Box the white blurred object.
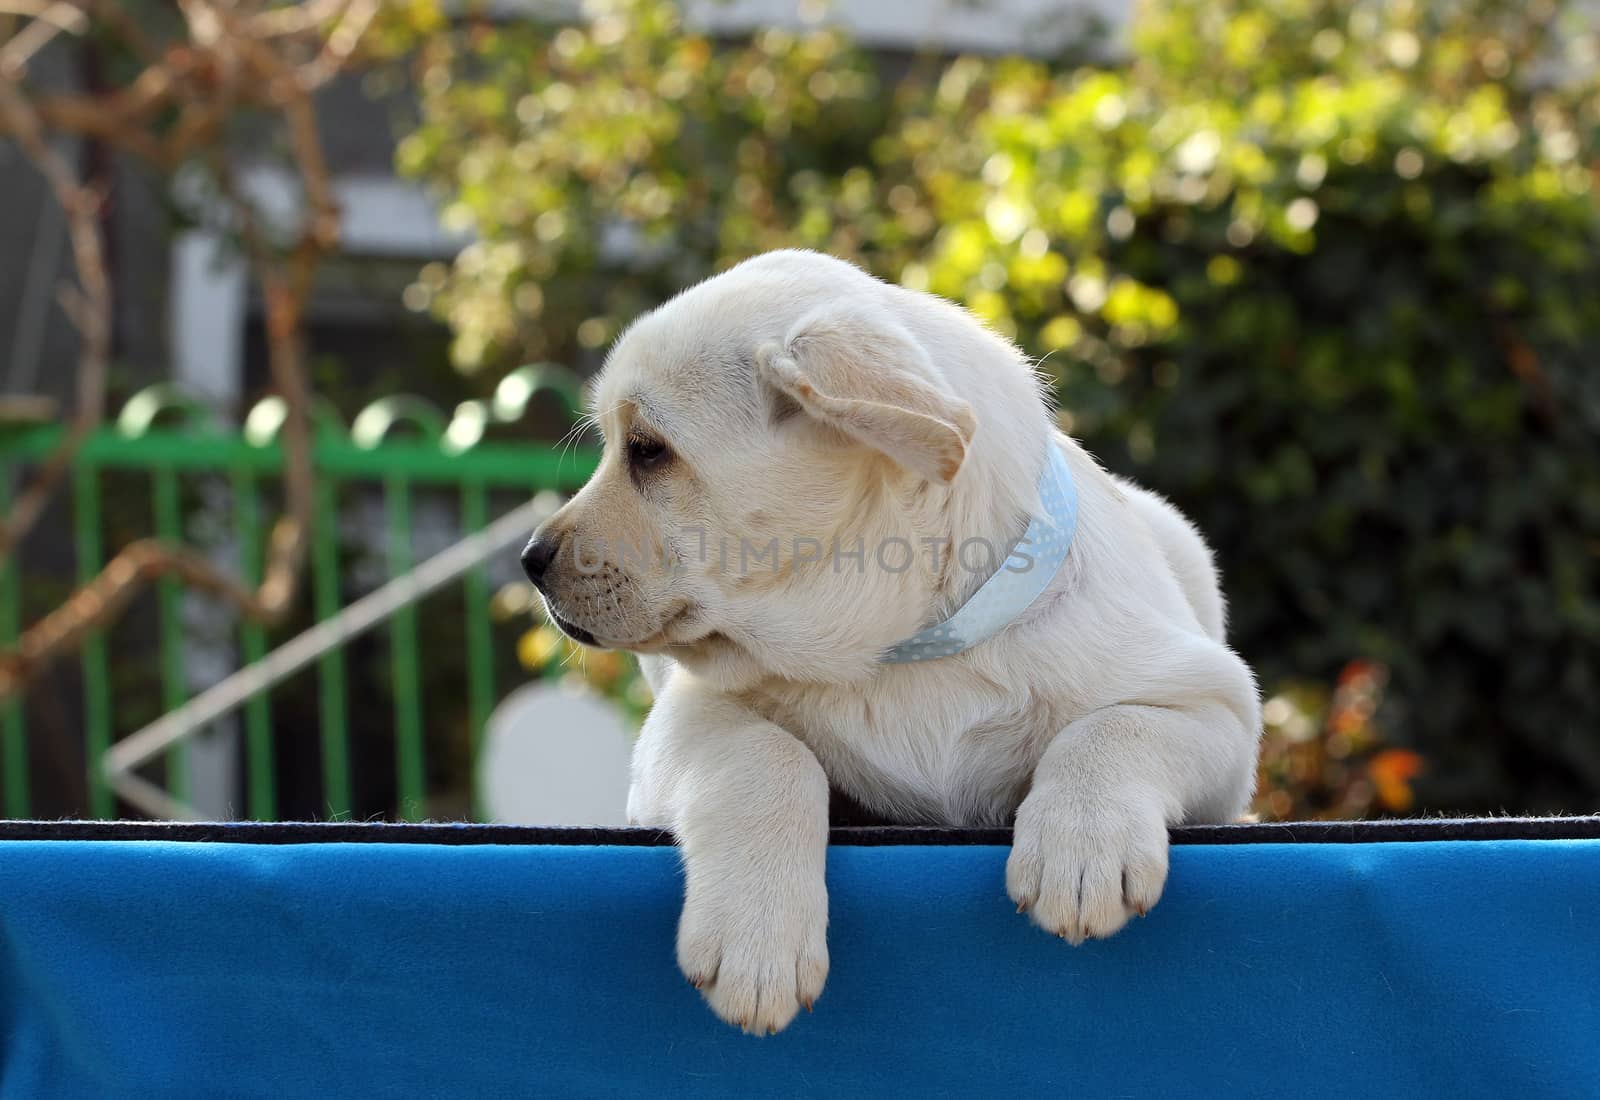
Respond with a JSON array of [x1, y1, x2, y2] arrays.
[[682, 0, 1128, 57], [478, 681, 633, 826]]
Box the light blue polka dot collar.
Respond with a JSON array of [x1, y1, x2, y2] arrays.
[[880, 444, 1078, 663]]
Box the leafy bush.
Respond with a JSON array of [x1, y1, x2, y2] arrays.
[[393, 4, 885, 370], [395, 0, 1600, 814]]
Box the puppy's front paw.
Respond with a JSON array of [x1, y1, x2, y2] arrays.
[[1006, 783, 1169, 944], [676, 866, 828, 1035]]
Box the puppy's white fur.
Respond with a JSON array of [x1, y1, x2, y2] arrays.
[[532, 251, 1260, 1035]]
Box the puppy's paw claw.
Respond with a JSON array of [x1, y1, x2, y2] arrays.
[[677, 875, 828, 1035], [1006, 785, 1169, 945]]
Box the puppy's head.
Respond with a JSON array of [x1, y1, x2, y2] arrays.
[[522, 251, 977, 687]]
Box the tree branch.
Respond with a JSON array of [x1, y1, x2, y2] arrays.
[[0, 73, 112, 567], [0, 1, 378, 704], [0, 2, 85, 78], [0, 538, 279, 699]]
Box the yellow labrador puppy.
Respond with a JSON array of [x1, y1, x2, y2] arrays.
[[522, 250, 1260, 1034]]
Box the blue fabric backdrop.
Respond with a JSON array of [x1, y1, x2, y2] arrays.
[[0, 837, 1595, 1098]]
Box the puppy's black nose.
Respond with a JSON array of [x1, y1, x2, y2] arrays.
[[520, 533, 561, 589]]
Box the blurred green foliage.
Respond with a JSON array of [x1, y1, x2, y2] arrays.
[[390, 0, 1600, 814]]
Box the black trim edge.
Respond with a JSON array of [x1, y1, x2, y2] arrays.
[[0, 816, 1597, 846]]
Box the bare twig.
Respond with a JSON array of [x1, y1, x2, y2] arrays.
[[0, 538, 268, 699], [246, 0, 352, 38], [298, 0, 379, 90], [0, 2, 84, 77], [30, 65, 179, 163], [0, 1, 86, 20], [0, 1, 375, 704], [0, 75, 111, 566]]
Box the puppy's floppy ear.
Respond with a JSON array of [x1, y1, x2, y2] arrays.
[[756, 303, 977, 484]]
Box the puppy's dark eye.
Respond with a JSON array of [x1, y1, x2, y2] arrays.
[[626, 434, 671, 471]]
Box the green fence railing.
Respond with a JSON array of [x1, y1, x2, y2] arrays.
[[0, 366, 599, 822]]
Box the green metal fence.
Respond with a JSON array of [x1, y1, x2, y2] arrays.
[[0, 367, 598, 821]]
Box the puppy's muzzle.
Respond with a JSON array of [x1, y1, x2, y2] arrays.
[[520, 532, 601, 647]]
